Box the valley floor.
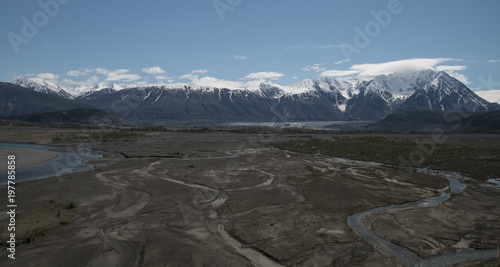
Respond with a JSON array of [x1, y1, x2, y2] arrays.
[[0, 126, 499, 266]]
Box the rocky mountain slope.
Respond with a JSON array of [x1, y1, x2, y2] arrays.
[[10, 70, 500, 122]]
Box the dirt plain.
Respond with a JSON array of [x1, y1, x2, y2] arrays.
[[0, 126, 499, 266]]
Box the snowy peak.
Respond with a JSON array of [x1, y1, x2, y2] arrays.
[[12, 69, 450, 100], [396, 71, 497, 113], [12, 77, 73, 99], [77, 87, 117, 100], [425, 71, 462, 91], [258, 83, 286, 98], [369, 69, 438, 96], [288, 77, 335, 93], [94, 83, 125, 91], [9, 69, 500, 122], [287, 76, 363, 97], [12, 77, 127, 99]]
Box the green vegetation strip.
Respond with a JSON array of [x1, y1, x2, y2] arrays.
[[272, 136, 500, 180]]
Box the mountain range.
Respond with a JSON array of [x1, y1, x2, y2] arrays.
[[5, 70, 500, 122]]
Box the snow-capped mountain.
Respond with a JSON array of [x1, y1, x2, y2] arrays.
[[397, 72, 497, 113], [370, 69, 439, 96], [13, 77, 73, 99], [11, 78, 130, 99], [286, 76, 364, 98], [9, 70, 500, 121]]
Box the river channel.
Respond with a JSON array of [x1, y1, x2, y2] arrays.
[[0, 143, 101, 185], [347, 164, 498, 266]]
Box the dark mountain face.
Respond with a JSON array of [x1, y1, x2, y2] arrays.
[[345, 81, 399, 120], [7, 70, 500, 122], [0, 83, 91, 117], [74, 83, 355, 122], [77, 87, 273, 121], [1, 108, 123, 125], [367, 110, 500, 133]]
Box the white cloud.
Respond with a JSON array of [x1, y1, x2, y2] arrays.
[[106, 69, 141, 82], [179, 72, 244, 89], [474, 90, 500, 104], [320, 70, 360, 77], [180, 73, 198, 80], [153, 75, 176, 83], [234, 55, 246, 60], [487, 59, 500, 63], [142, 66, 165, 74], [302, 63, 326, 72], [36, 73, 59, 80], [318, 44, 337, 49], [320, 58, 468, 79], [197, 76, 244, 89], [192, 69, 208, 74], [95, 68, 110, 75], [446, 71, 470, 84], [435, 65, 467, 71], [349, 58, 456, 76], [86, 75, 99, 84], [156, 75, 174, 80], [62, 78, 78, 85], [178, 70, 287, 90], [19, 73, 35, 78], [245, 72, 284, 80], [334, 59, 351, 65], [67, 70, 90, 77]]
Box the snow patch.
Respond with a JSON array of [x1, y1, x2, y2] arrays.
[[338, 104, 347, 112]]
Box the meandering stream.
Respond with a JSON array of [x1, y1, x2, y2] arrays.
[[3, 142, 497, 266], [347, 166, 498, 266], [171, 152, 498, 266]]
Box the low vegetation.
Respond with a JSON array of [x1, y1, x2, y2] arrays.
[[51, 129, 146, 143], [0, 200, 75, 247], [273, 136, 500, 180], [65, 201, 78, 210]]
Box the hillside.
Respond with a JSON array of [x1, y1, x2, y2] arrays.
[[0, 108, 123, 126], [8, 71, 500, 122], [0, 82, 91, 117], [367, 110, 500, 132]]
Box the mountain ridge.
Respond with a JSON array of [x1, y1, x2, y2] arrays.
[[0, 82, 93, 117], [9, 70, 500, 122]]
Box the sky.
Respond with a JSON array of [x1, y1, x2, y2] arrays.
[[1, 0, 500, 93]]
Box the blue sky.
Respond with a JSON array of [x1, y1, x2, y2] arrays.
[[1, 0, 500, 92]]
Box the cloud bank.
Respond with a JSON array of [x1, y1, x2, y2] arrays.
[[19, 58, 473, 91], [320, 58, 469, 83]]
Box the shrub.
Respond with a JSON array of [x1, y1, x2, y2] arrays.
[[65, 201, 78, 209]]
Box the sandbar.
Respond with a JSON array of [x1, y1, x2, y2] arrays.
[[0, 147, 59, 172]]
